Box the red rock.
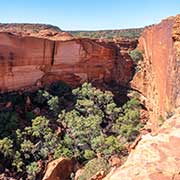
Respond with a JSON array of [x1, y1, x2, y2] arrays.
[[173, 174, 180, 180], [37, 29, 73, 40], [0, 32, 134, 91], [5, 101, 12, 108], [103, 15, 180, 180], [108, 155, 122, 167], [103, 113, 180, 180], [90, 171, 106, 180], [74, 169, 84, 180], [42, 157, 73, 180], [0, 23, 73, 40], [131, 15, 180, 131], [149, 172, 172, 180]]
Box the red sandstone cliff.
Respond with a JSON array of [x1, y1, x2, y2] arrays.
[[103, 15, 180, 180], [0, 32, 134, 92], [132, 15, 180, 130]]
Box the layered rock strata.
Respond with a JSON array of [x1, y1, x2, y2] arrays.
[[0, 32, 135, 92]]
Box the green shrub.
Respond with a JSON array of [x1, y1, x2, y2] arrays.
[[4, 116, 61, 178], [20, 140, 35, 159], [129, 49, 143, 63], [12, 151, 24, 172], [54, 144, 73, 159], [79, 158, 110, 180], [102, 136, 123, 157], [112, 97, 142, 142], [53, 135, 74, 159], [35, 90, 47, 105], [26, 162, 41, 180], [83, 150, 96, 160], [0, 137, 13, 157], [70, 28, 143, 39], [91, 135, 123, 158], [158, 115, 165, 126], [25, 111, 36, 121], [45, 81, 71, 97], [47, 96, 59, 114], [0, 111, 18, 137]]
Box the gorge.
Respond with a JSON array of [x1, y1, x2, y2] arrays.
[[0, 14, 179, 180]]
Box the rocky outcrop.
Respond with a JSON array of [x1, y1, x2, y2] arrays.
[[132, 15, 180, 131], [103, 109, 180, 180], [0, 32, 135, 92], [42, 157, 73, 180], [0, 23, 73, 40]]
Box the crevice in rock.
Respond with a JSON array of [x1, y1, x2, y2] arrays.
[[51, 41, 56, 65]]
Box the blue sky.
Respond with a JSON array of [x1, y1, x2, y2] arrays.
[[0, 0, 179, 30]]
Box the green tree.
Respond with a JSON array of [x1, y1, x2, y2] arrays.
[[58, 83, 128, 160], [112, 98, 142, 141]]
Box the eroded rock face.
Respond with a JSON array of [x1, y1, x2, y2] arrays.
[[103, 110, 180, 180], [0, 32, 134, 92], [132, 15, 180, 130], [102, 15, 180, 180], [0, 32, 53, 91]]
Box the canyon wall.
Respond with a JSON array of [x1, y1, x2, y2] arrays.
[[0, 32, 135, 92], [132, 15, 180, 130], [103, 15, 180, 180]]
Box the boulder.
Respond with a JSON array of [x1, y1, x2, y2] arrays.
[[42, 157, 73, 180]]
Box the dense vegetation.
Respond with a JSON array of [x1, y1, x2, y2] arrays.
[[0, 82, 144, 179], [70, 28, 144, 39]]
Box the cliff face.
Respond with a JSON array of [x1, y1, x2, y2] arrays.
[[103, 15, 180, 180], [132, 15, 180, 130], [0, 32, 134, 92], [0, 32, 53, 91]]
